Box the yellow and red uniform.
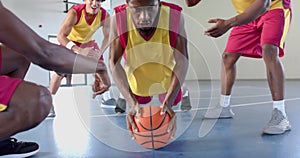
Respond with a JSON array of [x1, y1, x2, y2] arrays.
[[114, 2, 183, 105]]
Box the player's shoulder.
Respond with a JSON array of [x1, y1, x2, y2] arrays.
[[114, 4, 127, 13], [161, 1, 182, 11], [71, 4, 85, 11]]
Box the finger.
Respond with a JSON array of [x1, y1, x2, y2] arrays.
[[160, 104, 167, 115], [93, 88, 108, 96], [207, 19, 218, 23], [167, 112, 176, 132], [166, 107, 175, 118], [135, 106, 141, 117], [171, 115, 177, 139], [132, 116, 139, 132], [204, 26, 217, 34], [126, 115, 135, 140]]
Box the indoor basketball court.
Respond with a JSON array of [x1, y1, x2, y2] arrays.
[[1, 0, 299, 157], [14, 80, 300, 157]]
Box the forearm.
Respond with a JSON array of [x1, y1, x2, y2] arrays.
[[109, 62, 137, 107], [30, 41, 107, 74], [227, 0, 270, 27]]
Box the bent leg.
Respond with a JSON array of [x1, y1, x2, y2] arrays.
[[0, 81, 51, 139]]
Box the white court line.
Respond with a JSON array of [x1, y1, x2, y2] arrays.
[[193, 94, 271, 100], [187, 86, 270, 92], [89, 97, 300, 118]]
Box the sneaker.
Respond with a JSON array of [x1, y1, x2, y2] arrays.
[[263, 108, 291, 135], [0, 138, 39, 157], [204, 105, 234, 119], [181, 95, 192, 111], [48, 105, 56, 117], [115, 98, 126, 113], [101, 98, 116, 108]]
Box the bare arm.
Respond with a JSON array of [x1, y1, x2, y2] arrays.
[[57, 8, 80, 52], [205, 0, 270, 37], [109, 38, 138, 111], [185, 0, 202, 7], [99, 13, 110, 56], [161, 15, 189, 112], [0, 2, 106, 74]]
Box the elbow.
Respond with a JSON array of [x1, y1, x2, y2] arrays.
[[185, 0, 201, 7]]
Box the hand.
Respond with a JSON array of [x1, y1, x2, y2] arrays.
[[78, 47, 101, 60], [204, 18, 232, 38], [165, 106, 177, 139], [92, 72, 110, 98], [126, 103, 141, 140]]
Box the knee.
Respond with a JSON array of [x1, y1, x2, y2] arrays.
[[27, 86, 52, 126], [222, 53, 236, 69], [8, 86, 51, 131], [262, 44, 279, 62], [36, 86, 52, 119]]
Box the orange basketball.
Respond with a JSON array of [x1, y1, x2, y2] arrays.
[[132, 105, 174, 149]]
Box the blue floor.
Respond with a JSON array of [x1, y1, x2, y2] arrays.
[[15, 80, 300, 158]]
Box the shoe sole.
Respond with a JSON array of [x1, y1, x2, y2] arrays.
[[0, 148, 39, 158], [100, 104, 116, 108], [263, 126, 292, 135]]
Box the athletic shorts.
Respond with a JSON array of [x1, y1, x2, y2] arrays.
[[0, 48, 23, 112], [225, 8, 292, 58], [133, 89, 182, 106]]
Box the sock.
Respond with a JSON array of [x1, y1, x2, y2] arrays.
[[182, 90, 189, 97], [220, 95, 231, 107], [119, 93, 125, 99], [102, 91, 111, 101], [273, 100, 286, 117], [51, 94, 55, 105]]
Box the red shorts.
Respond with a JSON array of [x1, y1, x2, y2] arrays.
[[133, 89, 182, 106], [0, 49, 23, 111], [225, 8, 292, 58]]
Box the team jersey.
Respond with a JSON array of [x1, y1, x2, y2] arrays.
[[231, 0, 291, 14], [114, 2, 182, 96], [67, 4, 107, 43]]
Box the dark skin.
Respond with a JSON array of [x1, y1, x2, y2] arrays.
[[0, 1, 108, 139], [109, 0, 188, 139], [185, 1, 284, 102]]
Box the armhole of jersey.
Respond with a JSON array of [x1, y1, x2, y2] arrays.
[[115, 6, 128, 49], [71, 5, 83, 25], [100, 8, 107, 27], [167, 3, 182, 48]]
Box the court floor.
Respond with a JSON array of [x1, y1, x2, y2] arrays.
[[15, 80, 300, 158]]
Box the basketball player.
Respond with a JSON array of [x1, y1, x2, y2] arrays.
[[48, 0, 115, 117], [186, 0, 292, 134], [109, 0, 189, 139], [0, 1, 109, 157]]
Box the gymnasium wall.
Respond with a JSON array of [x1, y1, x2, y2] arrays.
[[2, 0, 299, 86]]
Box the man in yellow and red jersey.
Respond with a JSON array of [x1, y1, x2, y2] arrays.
[[109, 0, 189, 139], [0, 0, 108, 156], [49, 0, 115, 117], [186, 0, 292, 134]]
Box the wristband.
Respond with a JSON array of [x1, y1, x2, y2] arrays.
[[66, 41, 76, 50]]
